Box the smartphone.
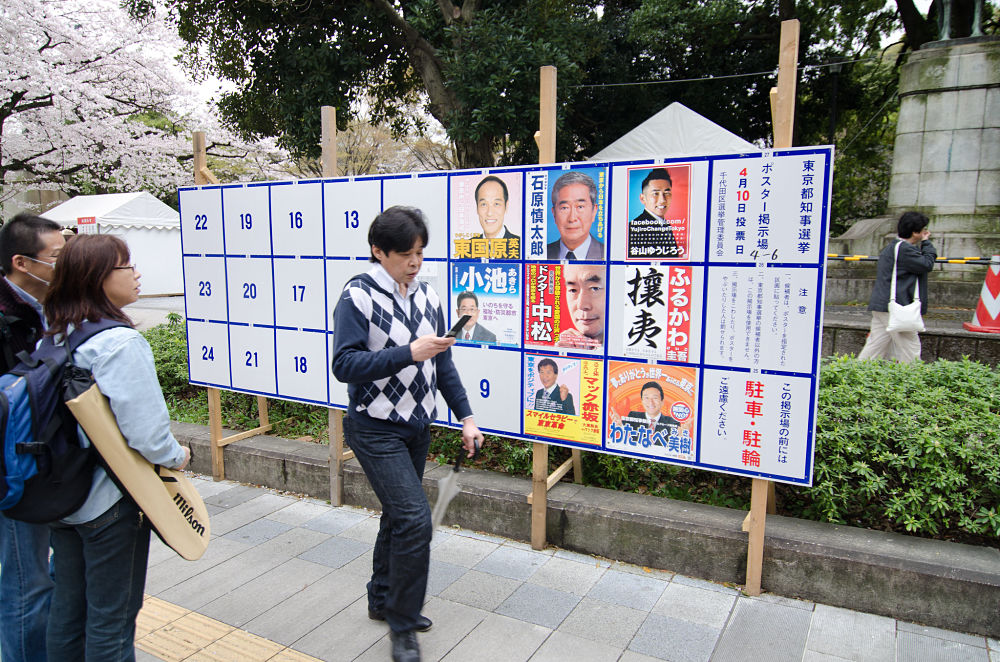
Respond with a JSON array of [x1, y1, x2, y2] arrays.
[[445, 314, 472, 338]]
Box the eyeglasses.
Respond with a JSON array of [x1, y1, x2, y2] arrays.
[[458, 306, 478, 314], [113, 264, 138, 273]]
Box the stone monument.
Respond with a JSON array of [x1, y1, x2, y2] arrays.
[[827, 15, 998, 307]]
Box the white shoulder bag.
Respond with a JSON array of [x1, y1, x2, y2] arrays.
[[885, 240, 925, 333]]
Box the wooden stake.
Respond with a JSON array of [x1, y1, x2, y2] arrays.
[[530, 66, 558, 551], [319, 105, 354, 506], [743, 17, 799, 596], [207, 387, 224, 480], [321, 106, 338, 178]]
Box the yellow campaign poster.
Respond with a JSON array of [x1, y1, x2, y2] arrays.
[[523, 353, 602, 447], [606, 361, 697, 461]]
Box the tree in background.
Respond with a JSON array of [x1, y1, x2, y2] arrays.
[[2, 0, 292, 212], [126, 0, 599, 169]]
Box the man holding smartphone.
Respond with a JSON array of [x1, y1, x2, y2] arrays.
[[332, 206, 484, 662]]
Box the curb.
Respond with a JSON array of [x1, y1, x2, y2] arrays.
[[170, 421, 1000, 637]]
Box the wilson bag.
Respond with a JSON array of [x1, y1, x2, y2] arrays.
[[0, 319, 125, 523]]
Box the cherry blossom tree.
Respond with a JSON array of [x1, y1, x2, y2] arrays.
[[1, 0, 288, 210]]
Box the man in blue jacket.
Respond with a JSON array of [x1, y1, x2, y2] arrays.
[[858, 211, 937, 362], [0, 213, 65, 662], [332, 206, 483, 662]]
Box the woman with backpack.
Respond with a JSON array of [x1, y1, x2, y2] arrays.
[[42, 234, 190, 662]]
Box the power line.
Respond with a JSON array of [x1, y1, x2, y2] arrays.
[[570, 55, 880, 90]]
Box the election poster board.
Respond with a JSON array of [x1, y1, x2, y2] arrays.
[[177, 147, 832, 486]]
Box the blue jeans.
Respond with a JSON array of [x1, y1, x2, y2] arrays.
[[47, 497, 150, 662], [0, 513, 53, 662], [344, 416, 432, 633]]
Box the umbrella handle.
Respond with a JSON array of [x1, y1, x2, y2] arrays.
[[453, 440, 480, 472]]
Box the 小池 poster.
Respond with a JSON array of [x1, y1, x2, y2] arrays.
[[523, 353, 602, 446], [606, 361, 697, 461], [450, 263, 521, 346], [626, 165, 691, 260], [450, 172, 522, 260], [524, 263, 607, 354]]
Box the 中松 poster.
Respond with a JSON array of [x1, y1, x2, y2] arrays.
[[605, 361, 697, 461], [625, 165, 691, 260], [450, 263, 521, 346], [524, 263, 607, 354], [450, 172, 522, 260], [523, 353, 603, 446]]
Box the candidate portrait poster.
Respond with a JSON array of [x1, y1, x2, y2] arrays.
[[626, 164, 691, 261], [523, 263, 606, 355], [450, 172, 522, 260], [523, 353, 602, 446], [525, 165, 608, 261], [606, 361, 697, 462], [450, 263, 521, 346]]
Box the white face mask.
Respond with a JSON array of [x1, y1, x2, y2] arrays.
[[24, 271, 49, 287], [19, 256, 56, 288]]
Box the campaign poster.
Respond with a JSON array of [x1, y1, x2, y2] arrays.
[[626, 165, 691, 261], [523, 353, 602, 446], [526, 165, 608, 261], [450, 263, 521, 346], [621, 264, 693, 362], [605, 361, 697, 461], [523, 263, 606, 354], [450, 172, 522, 260]]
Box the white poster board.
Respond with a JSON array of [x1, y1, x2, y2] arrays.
[[178, 147, 832, 485]]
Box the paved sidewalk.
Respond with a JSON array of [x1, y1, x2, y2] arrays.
[[136, 476, 998, 662]]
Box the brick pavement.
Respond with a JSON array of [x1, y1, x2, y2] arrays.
[[134, 476, 999, 662]]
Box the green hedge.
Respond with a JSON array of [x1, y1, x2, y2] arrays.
[[144, 317, 999, 544]]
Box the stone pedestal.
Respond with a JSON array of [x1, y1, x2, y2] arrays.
[[889, 38, 999, 258], [827, 38, 999, 306]]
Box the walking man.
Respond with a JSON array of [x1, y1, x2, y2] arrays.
[[332, 207, 483, 662]]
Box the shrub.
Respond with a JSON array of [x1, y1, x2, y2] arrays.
[[799, 356, 1000, 541], [145, 317, 999, 543]]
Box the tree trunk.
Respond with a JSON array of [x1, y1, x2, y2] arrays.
[[453, 136, 495, 170]]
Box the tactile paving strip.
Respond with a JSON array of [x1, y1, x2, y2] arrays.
[[136, 595, 322, 662]]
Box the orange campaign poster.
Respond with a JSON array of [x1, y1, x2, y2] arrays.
[[605, 361, 697, 461], [450, 172, 522, 260], [523, 353, 602, 446]]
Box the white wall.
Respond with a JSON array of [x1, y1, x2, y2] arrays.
[[102, 226, 182, 296]]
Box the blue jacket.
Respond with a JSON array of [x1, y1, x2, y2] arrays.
[[331, 266, 472, 433]]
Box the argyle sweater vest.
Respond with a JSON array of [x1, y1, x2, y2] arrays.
[[341, 274, 441, 425]]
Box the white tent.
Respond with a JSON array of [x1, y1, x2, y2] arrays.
[[590, 102, 756, 161], [42, 192, 182, 296]]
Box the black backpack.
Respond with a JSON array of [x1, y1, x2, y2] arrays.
[[0, 319, 125, 523]]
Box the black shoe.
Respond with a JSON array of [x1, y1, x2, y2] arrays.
[[390, 630, 421, 662], [369, 609, 432, 632]]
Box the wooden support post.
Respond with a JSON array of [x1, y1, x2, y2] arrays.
[[207, 387, 224, 480], [319, 105, 355, 506], [194, 132, 272, 481], [743, 18, 799, 595], [321, 106, 338, 179], [529, 66, 558, 551]]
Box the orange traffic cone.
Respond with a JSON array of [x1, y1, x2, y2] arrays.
[[963, 256, 1000, 334]]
